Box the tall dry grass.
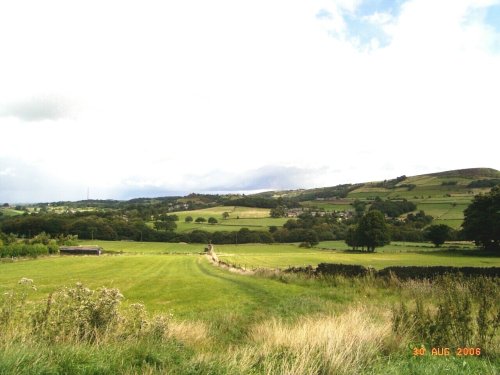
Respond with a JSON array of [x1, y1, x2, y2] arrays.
[[212, 306, 394, 375]]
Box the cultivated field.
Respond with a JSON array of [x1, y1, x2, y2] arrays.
[[169, 206, 288, 232]]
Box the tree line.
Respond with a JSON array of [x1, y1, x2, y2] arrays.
[[1, 188, 497, 251]]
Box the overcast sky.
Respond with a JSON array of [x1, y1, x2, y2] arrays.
[[1, 0, 499, 203]]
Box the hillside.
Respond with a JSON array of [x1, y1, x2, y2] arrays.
[[1, 168, 498, 231], [281, 168, 499, 229]]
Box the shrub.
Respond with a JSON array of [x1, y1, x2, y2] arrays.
[[32, 282, 124, 343], [392, 275, 500, 354], [0, 243, 50, 258]]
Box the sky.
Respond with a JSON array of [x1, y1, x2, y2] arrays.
[[1, 0, 500, 203]]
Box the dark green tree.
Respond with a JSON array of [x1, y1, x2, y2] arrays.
[[352, 199, 367, 219], [462, 187, 500, 251], [208, 217, 218, 224], [153, 221, 177, 231], [345, 225, 360, 250], [185, 216, 193, 223], [157, 214, 178, 222], [356, 210, 390, 252], [222, 212, 230, 220], [195, 217, 206, 223], [424, 224, 451, 247], [270, 205, 286, 218]]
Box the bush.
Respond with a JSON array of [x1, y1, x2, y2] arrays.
[[424, 224, 452, 247], [0, 243, 50, 258], [32, 283, 124, 343], [2, 280, 173, 346], [392, 275, 499, 355]]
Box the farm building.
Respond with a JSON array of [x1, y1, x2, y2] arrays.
[[59, 246, 102, 255]]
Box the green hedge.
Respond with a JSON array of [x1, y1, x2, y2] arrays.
[[0, 243, 58, 258]]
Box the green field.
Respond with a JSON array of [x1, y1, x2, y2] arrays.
[[216, 242, 500, 270], [79, 240, 204, 254], [4, 241, 497, 312], [347, 173, 492, 200], [1, 240, 498, 374], [0, 254, 341, 318], [0, 207, 24, 217], [164, 206, 288, 232], [76, 240, 500, 270]]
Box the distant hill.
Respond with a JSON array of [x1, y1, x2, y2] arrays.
[[263, 168, 499, 202], [427, 168, 500, 179], [2, 167, 497, 231], [2, 168, 498, 213]]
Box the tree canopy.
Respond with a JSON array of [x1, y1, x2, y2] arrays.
[[346, 210, 390, 252], [424, 224, 451, 247], [462, 186, 500, 251]]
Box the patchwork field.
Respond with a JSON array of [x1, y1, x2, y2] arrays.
[[166, 206, 288, 232]]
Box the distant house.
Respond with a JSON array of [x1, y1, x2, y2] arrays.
[[59, 246, 102, 255], [286, 208, 303, 218]]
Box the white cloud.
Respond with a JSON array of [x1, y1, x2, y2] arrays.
[[0, 0, 499, 202], [363, 12, 394, 25]]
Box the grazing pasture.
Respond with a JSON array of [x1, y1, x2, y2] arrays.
[[167, 206, 288, 232], [216, 242, 500, 270], [1, 239, 498, 374]]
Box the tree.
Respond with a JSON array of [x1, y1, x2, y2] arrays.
[[462, 186, 500, 251], [208, 217, 218, 224], [425, 224, 451, 247], [195, 217, 206, 223], [345, 225, 360, 250], [222, 212, 230, 220], [185, 216, 193, 223], [153, 221, 177, 231], [270, 205, 286, 218], [157, 214, 178, 222], [351, 199, 367, 219], [356, 210, 390, 252], [302, 229, 319, 246]]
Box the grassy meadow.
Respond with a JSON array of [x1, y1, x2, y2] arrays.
[[216, 241, 500, 270], [1, 240, 499, 374], [0, 207, 25, 217]]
